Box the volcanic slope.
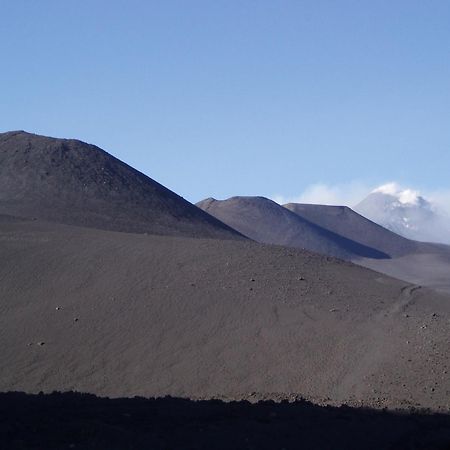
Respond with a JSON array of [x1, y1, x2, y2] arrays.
[[284, 203, 450, 293], [283, 203, 423, 257], [1, 215, 448, 411], [196, 196, 388, 260], [0, 131, 242, 239]]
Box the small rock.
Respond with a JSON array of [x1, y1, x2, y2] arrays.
[[37, 342, 45, 346], [250, 278, 255, 282], [73, 318, 79, 322], [55, 307, 61, 311]]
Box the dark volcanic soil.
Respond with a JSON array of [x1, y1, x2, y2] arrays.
[[1, 215, 449, 412], [0, 131, 242, 240], [2, 392, 450, 450]]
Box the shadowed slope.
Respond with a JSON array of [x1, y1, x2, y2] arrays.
[[283, 203, 450, 292], [1, 392, 449, 450], [0, 131, 242, 239], [197, 196, 389, 260], [283, 203, 422, 257]]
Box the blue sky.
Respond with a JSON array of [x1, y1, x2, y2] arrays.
[[1, 1, 449, 203]]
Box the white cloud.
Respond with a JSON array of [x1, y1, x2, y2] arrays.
[[373, 182, 423, 205], [428, 190, 450, 216], [272, 181, 373, 207], [273, 182, 450, 212]]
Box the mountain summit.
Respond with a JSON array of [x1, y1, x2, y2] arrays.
[[197, 196, 389, 260], [0, 131, 242, 239], [354, 183, 446, 243]]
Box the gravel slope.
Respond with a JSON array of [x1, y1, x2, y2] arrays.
[[1, 215, 448, 411]]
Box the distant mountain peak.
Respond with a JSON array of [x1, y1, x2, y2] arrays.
[[372, 183, 430, 208], [355, 184, 446, 242]]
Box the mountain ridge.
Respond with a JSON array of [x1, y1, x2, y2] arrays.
[[283, 202, 423, 258], [0, 131, 243, 240], [196, 196, 389, 260]]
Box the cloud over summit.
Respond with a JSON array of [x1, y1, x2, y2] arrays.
[[272, 181, 450, 244]]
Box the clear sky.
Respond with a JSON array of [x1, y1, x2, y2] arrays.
[[1, 1, 449, 203]]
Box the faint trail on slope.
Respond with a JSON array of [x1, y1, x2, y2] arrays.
[[332, 283, 421, 403]]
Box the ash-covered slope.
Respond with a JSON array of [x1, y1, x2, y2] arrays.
[[1, 215, 449, 411], [0, 131, 242, 239], [284, 202, 450, 292], [196, 196, 388, 260], [283, 203, 423, 258]]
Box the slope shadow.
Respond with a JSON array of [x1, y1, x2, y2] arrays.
[[298, 215, 391, 259], [1, 392, 449, 450]]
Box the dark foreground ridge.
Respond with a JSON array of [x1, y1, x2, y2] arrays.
[[0, 131, 242, 239], [1, 392, 449, 450]]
